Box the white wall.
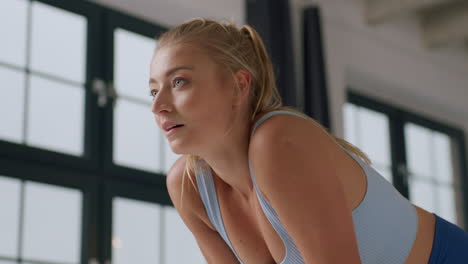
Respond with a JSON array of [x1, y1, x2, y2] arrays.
[[90, 0, 245, 27], [290, 0, 468, 145]]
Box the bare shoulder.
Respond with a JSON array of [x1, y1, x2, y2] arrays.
[[166, 156, 215, 230], [248, 111, 342, 192], [166, 155, 189, 203], [249, 111, 336, 155], [166, 155, 186, 206]]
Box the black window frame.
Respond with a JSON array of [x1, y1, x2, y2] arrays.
[[0, 1, 174, 264], [347, 90, 468, 229], [0, 0, 101, 172]]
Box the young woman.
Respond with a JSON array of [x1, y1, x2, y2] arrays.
[[148, 18, 468, 263]]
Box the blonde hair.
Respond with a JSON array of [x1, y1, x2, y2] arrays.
[[155, 18, 371, 204]]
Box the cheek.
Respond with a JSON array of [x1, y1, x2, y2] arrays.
[[177, 83, 234, 135], [178, 85, 230, 115]]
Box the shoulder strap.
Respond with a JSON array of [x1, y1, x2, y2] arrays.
[[250, 110, 305, 137], [194, 160, 244, 263]]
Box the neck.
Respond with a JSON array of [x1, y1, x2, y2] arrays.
[[198, 113, 255, 199]]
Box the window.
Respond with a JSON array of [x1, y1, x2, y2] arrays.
[[344, 103, 393, 183], [0, 1, 203, 263], [343, 91, 467, 228], [1, 0, 87, 155]]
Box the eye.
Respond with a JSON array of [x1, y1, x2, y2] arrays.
[[149, 89, 158, 98], [173, 77, 186, 87], [149, 78, 186, 98]]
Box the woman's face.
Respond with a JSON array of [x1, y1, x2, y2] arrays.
[[149, 43, 237, 154]]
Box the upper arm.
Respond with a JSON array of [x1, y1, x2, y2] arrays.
[[166, 156, 239, 264], [248, 115, 362, 264]]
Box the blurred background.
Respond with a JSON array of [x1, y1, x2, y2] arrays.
[[0, 0, 467, 263]]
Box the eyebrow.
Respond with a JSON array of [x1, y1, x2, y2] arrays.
[[149, 66, 194, 86]]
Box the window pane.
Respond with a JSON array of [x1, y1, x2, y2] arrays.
[[343, 103, 393, 184], [113, 100, 162, 173], [113, 197, 160, 264], [114, 28, 155, 102], [0, 67, 25, 143], [27, 75, 85, 156], [0, 176, 21, 258], [408, 178, 436, 213], [0, 0, 28, 67], [30, 1, 86, 83], [343, 103, 358, 145], [436, 184, 457, 225], [23, 182, 82, 263], [405, 123, 432, 178], [164, 207, 205, 264], [358, 108, 390, 166], [433, 132, 454, 184]]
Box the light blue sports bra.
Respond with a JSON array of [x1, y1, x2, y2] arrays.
[[195, 110, 418, 263]]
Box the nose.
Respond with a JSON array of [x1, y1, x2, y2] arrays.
[[151, 88, 172, 115]]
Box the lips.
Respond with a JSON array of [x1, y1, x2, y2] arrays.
[[166, 125, 184, 137], [162, 121, 185, 131], [167, 124, 184, 131]]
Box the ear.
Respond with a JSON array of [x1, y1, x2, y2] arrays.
[[232, 69, 252, 107]]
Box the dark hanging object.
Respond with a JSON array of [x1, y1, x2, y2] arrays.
[[303, 6, 331, 131], [246, 0, 297, 108]]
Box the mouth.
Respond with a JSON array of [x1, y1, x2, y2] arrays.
[[162, 120, 185, 132], [167, 124, 184, 131], [165, 124, 185, 136]]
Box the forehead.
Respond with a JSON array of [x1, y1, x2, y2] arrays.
[[151, 44, 210, 72]]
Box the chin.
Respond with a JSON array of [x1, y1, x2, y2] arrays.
[[167, 139, 190, 155]]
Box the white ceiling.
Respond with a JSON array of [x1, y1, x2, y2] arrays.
[[90, 0, 245, 27]]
